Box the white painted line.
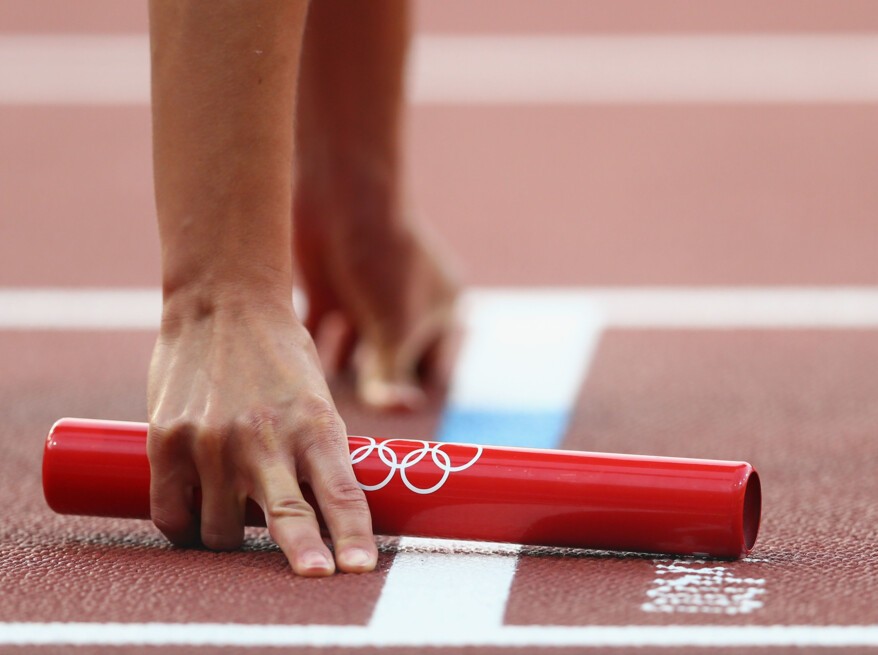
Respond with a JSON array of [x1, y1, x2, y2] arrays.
[[0, 288, 161, 329], [5, 35, 878, 105], [0, 35, 149, 105], [368, 537, 520, 639], [410, 35, 878, 104], [451, 292, 603, 410], [0, 288, 304, 329], [466, 287, 878, 328], [594, 287, 878, 327], [4, 287, 878, 330], [3, 623, 878, 647]]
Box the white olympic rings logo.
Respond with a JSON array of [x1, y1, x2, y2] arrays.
[[349, 437, 483, 495]]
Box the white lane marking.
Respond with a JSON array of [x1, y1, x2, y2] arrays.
[[0, 288, 161, 329], [451, 292, 603, 410], [0, 35, 147, 105], [0, 288, 304, 329], [368, 537, 521, 639], [3, 623, 878, 647], [466, 287, 878, 328], [593, 286, 878, 327], [410, 35, 878, 104], [642, 560, 766, 615], [4, 287, 878, 330], [5, 35, 878, 104]]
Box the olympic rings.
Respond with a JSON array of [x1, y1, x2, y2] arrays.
[[349, 437, 483, 495]]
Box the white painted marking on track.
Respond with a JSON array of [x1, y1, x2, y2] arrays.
[[0, 288, 161, 329], [410, 35, 878, 104], [575, 287, 878, 328], [0, 288, 304, 329], [5, 35, 878, 105], [4, 287, 875, 330], [369, 537, 521, 638], [451, 292, 603, 410], [0, 35, 148, 105], [642, 560, 766, 615], [3, 623, 878, 647]]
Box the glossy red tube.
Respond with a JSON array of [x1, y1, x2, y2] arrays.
[[43, 418, 761, 558]]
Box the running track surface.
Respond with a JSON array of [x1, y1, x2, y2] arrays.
[[1, 1, 878, 653]]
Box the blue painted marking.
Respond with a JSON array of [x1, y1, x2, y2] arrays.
[[436, 409, 571, 449]]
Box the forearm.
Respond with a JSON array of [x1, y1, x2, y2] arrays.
[[296, 0, 409, 215], [149, 0, 308, 309]]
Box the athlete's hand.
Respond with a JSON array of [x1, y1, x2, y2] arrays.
[[295, 202, 459, 411], [146, 293, 377, 576]]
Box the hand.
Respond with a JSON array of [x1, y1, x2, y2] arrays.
[[146, 293, 377, 576], [295, 201, 460, 411]]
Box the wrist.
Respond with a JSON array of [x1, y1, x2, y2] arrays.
[[160, 277, 295, 329]]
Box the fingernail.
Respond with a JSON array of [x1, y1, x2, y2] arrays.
[[341, 548, 375, 570], [300, 551, 333, 572]]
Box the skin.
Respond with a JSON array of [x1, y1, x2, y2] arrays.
[[147, 0, 455, 575], [295, 0, 459, 409]]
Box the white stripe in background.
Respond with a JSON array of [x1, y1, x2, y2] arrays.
[[3, 623, 878, 648], [0, 288, 162, 329], [451, 292, 602, 412], [4, 35, 878, 104], [410, 35, 878, 104], [0, 35, 149, 105], [4, 287, 878, 329], [436, 291, 603, 447]]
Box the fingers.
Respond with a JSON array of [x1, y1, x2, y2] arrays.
[[301, 443, 377, 573], [150, 422, 247, 550], [355, 342, 428, 413], [147, 424, 199, 546], [354, 303, 457, 412], [194, 446, 246, 551], [148, 397, 378, 576], [255, 463, 336, 577], [332, 319, 359, 374], [244, 416, 378, 576]]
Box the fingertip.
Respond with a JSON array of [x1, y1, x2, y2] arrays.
[[336, 546, 378, 574], [199, 527, 245, 552], [293, 549, 336, 577], [358, 377, 425, 412], [150, 480, 199, 547], [152, 510, 199, 548]]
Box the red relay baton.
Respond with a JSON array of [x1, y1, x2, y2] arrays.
[[42, 418, 761, 559]]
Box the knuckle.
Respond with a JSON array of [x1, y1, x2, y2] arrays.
[[320, 477, 369, 514], [191, 429, 228, 464], [302, 395, 343, 433], [189, 416, 236, 461], [148, 419, 196, 457], [234, 406, 282, 436], [296, 396, 347, 456], [234, 408, 284, 455], [266, 497, 317, 524]]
